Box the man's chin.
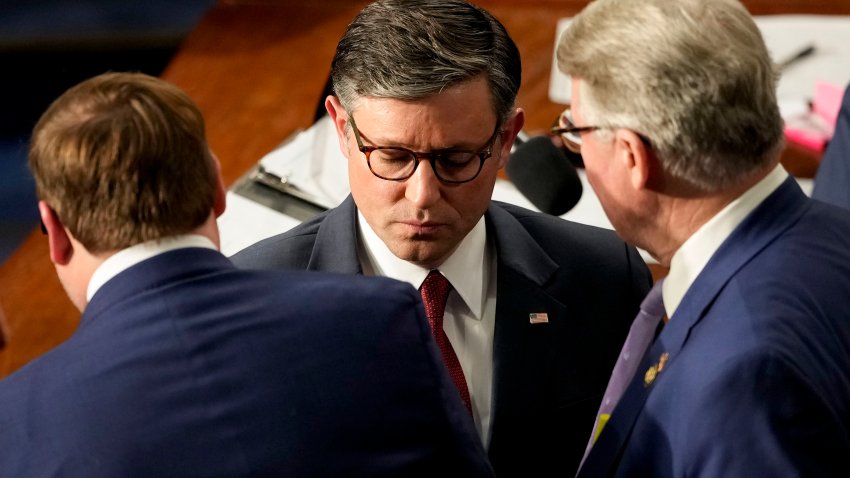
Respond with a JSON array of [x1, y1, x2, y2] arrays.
[[388, 241, 449, 270]]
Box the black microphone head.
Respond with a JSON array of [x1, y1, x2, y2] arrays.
[[506, 136, 583, 216]]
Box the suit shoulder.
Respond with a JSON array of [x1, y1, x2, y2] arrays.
[[492, 201, 639, 260], [495, 201, 622, 241], [230, 210, 328, 269], [251, 268, 418, 309], [490, 201, 651, 301]]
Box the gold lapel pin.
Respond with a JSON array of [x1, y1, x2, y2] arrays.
[[644, 352, 670, 387]]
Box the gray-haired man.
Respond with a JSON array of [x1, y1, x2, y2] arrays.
[[557, 0, 850, 476]]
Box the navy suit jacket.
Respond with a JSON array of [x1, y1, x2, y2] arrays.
[[0, 247, 493, 477], [813, 82, 850, 210], [579, 178, 850, 477], [233, 197, 653, 477]]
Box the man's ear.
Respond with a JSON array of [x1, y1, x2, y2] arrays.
[[325, 95, 351, 158], [211, 152, 227, 218], [615, 129, 655, 191], [39, 201, 73, 266], [496, 108, 526, 169]]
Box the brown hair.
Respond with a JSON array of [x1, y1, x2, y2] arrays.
[[29, 72, 217, 253]]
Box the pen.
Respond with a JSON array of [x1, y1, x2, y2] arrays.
[[777, 44, 816, 72]]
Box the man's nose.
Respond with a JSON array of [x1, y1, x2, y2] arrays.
[[406, 160, 442, 208]]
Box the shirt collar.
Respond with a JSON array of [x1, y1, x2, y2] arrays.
[[357, 211, 488, 319], [664, 165, 788, 318], [87, 234, 218, 302]]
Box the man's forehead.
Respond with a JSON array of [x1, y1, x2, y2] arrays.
[[354, 75, 495, 113], [352, 80, 497, 141]]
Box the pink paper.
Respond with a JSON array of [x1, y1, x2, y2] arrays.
[[784, 81, 842, 152], [812, 81, 843, 129]]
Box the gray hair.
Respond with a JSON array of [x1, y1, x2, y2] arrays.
[[331, 0, 521, 123], [557, 0, 784, 192]]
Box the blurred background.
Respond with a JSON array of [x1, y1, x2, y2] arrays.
[[0, 0, 216, 264]]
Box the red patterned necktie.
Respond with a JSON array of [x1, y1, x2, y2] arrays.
[[420, 270, 472, 414]]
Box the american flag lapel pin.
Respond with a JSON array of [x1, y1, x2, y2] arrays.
[[529, 312, 549, 324]]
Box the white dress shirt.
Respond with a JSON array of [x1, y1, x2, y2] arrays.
[[356, 212, 497, 446], [87, 235, 218, 302], [664, 165, 788, 318]]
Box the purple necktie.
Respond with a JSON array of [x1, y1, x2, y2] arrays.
[[420, 270, 472, 414], [582, 279, 666, 462]]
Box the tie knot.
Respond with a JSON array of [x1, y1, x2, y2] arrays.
[[640, 279, 666, 319], [420, 270, 452, 320]]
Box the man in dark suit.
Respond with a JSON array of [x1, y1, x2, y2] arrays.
[[813, 82, 850, 210], [0, 72, 493, 477], [232, 1, 652, 475], [556, 0, 850, 476]]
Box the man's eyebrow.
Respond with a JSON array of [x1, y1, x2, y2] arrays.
[[361, 131, 480, 152]]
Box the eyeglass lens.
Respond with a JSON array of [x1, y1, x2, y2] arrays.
[[368, 148, 483, 183], [558, 111, 584, 152]]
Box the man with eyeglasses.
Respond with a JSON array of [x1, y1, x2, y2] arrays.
[[557, 0, 850, 476], [233, 1, 651, 475]]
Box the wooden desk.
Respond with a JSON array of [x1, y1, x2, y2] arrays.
[[1, 0, 848, 377]]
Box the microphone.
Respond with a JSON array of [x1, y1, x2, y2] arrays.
[[506, 136, 583, 216]]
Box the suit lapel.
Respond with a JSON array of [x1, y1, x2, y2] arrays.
[[307, 195, 363, 274], [486, 203, 565, 448], [579, 178, 811, 477]]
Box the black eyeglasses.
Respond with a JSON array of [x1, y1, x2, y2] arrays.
[[550, 105, 601, 153], [349, 115, 501, 184]]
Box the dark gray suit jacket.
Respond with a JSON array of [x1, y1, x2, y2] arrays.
[[233, 196, 652, 477]]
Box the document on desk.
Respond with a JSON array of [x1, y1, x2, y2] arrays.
[[217, 191, 301, 256], [258, 115, 350, 209], [549, 15, 850, 108]]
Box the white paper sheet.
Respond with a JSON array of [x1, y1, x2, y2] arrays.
[[258, 115, 349, 209], [217, 191, 301, 257]]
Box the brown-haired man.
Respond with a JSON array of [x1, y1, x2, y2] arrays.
[[0, 72, 493, 477]]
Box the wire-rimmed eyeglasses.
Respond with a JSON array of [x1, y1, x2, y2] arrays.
[[551, 105, 651, 154], [550, 105, 601, 153]]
